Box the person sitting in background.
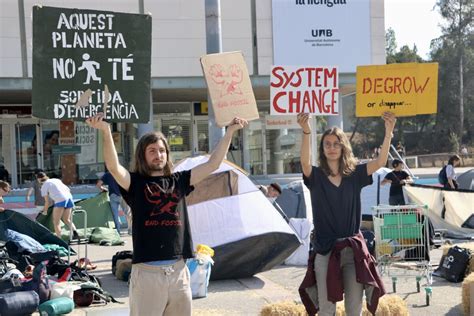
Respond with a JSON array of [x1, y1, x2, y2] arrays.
[[0, 180, 12, 211], [266, 183, 282, 198], [39, 173, 79, 239], [258, 182, 282, 201], [381, 159, 412, 205]]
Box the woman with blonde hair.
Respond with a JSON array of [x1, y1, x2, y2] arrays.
[[297, 112, 396, 315]]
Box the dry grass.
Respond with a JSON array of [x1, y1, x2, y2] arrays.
[[260, 301, 307, 316], [462, 272, 474, 316], [259, 295, 407, 316], [193, 309, 236, 316]]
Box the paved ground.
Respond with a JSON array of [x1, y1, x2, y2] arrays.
[[59, 235, 466, 316]]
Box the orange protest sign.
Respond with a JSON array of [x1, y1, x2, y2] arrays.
[[356, 63, 438, 117], [201, 51, 259, 127]]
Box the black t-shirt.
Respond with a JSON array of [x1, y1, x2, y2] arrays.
[[119, 170, 195, 263], [303, 164, 373, 255], [384, 170, 409, 197]]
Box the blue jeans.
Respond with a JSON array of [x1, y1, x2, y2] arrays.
[[109, 193, 122, 234]]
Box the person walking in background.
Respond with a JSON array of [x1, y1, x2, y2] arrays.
[[39, 173, 79, 239], [26, 169, 46, 212], [297, 112, 395, 315], [381, 159, 412, 205], [86, 112, 247, 316], [97, 169, 130, 235], [396, 141, 405, 158], [0, 180, 11, 211], [439, 155, 461, 189]]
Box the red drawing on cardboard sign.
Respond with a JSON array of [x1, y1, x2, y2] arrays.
[[209, 64, 243, 97]]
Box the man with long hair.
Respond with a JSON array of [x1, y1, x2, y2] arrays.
[[297, 112, 396, 315], [86, 112, 247, 316]]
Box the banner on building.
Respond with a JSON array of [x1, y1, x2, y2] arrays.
[[356, 63, 439, 117], [270, 65, 339, 115], [272, 0, 371, 72], [200, 51, 259, 127], [32, 6, 152, 122]]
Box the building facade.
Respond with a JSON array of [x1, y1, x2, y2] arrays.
[[0, 0, 385, 187]]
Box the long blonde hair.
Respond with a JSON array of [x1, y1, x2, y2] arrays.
[[131, 132, 173, 177], [318, 127, 357, 176]]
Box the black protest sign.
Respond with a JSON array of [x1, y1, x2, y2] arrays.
[[32, 6, 152, 123]]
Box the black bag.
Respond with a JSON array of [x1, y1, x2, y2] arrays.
[[438, 165, 448, 185], [0, 290, 39, 315], [361, 230, 376, 256], [434, 246, 471, 282], [112, 250, 133, 275], [0, 276, 22, 294]]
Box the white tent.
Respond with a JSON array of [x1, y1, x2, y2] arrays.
[[361, 167, 391, 218], [174, 156, 301, 280], [404, 185, 474, 238]]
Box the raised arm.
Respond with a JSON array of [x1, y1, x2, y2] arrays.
[[367, 112, 396, 176], [190, 118, 247, 186], [85, 113, 131, 191], [297, 113, 312, 178]]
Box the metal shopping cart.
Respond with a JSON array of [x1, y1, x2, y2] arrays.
[[372, 204, 433, 305]]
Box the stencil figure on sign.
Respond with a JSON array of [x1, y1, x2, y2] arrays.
[[209, 64, 243, 97], [78, 53, 101, 84]]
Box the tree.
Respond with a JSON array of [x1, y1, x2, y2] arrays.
[[434, 0, 474, 146], [386, 28, 398, 64]]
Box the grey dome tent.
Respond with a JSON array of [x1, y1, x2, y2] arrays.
[[275, 180, 312, 220], [457, 169, 474, 190], [174, 156, 301, 280]]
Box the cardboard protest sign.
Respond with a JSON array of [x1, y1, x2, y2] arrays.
[[270, 66, 339, 115], [356, 63, 438, 117], [32, 6, 152, 122], [200, 51, 259, 127]]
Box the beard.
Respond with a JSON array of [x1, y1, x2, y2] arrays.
[[148, 163, 165, 172]]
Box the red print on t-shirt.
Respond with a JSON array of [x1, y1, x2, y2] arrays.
[[144, 183, 180, 217]]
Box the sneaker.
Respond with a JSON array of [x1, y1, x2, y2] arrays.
[[72, 230, 80, 240]]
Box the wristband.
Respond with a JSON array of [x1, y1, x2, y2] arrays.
[[303, 131, 311, 135]]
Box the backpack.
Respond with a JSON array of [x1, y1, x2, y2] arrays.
[[361, 230, 376, 257], [438, 165, 448, 185], [434, 246, 471, 282], [112, 251, 133, 276]]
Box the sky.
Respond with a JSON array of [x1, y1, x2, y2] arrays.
[[384, 0, 444, 60]]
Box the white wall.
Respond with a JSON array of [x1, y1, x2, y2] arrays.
[[0, 0, 22, 77], [0, 0, 384, 78]]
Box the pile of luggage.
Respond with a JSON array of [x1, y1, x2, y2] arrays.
[[0, 229, 120, 315]]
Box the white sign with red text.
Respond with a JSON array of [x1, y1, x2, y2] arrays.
[[270, 65, 339, 116]]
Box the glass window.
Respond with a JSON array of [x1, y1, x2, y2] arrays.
[[160, 116, 192, 163], [265, 128, 302, 175], [246, 120, 264, 175], [42, 122, 61, 178]]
